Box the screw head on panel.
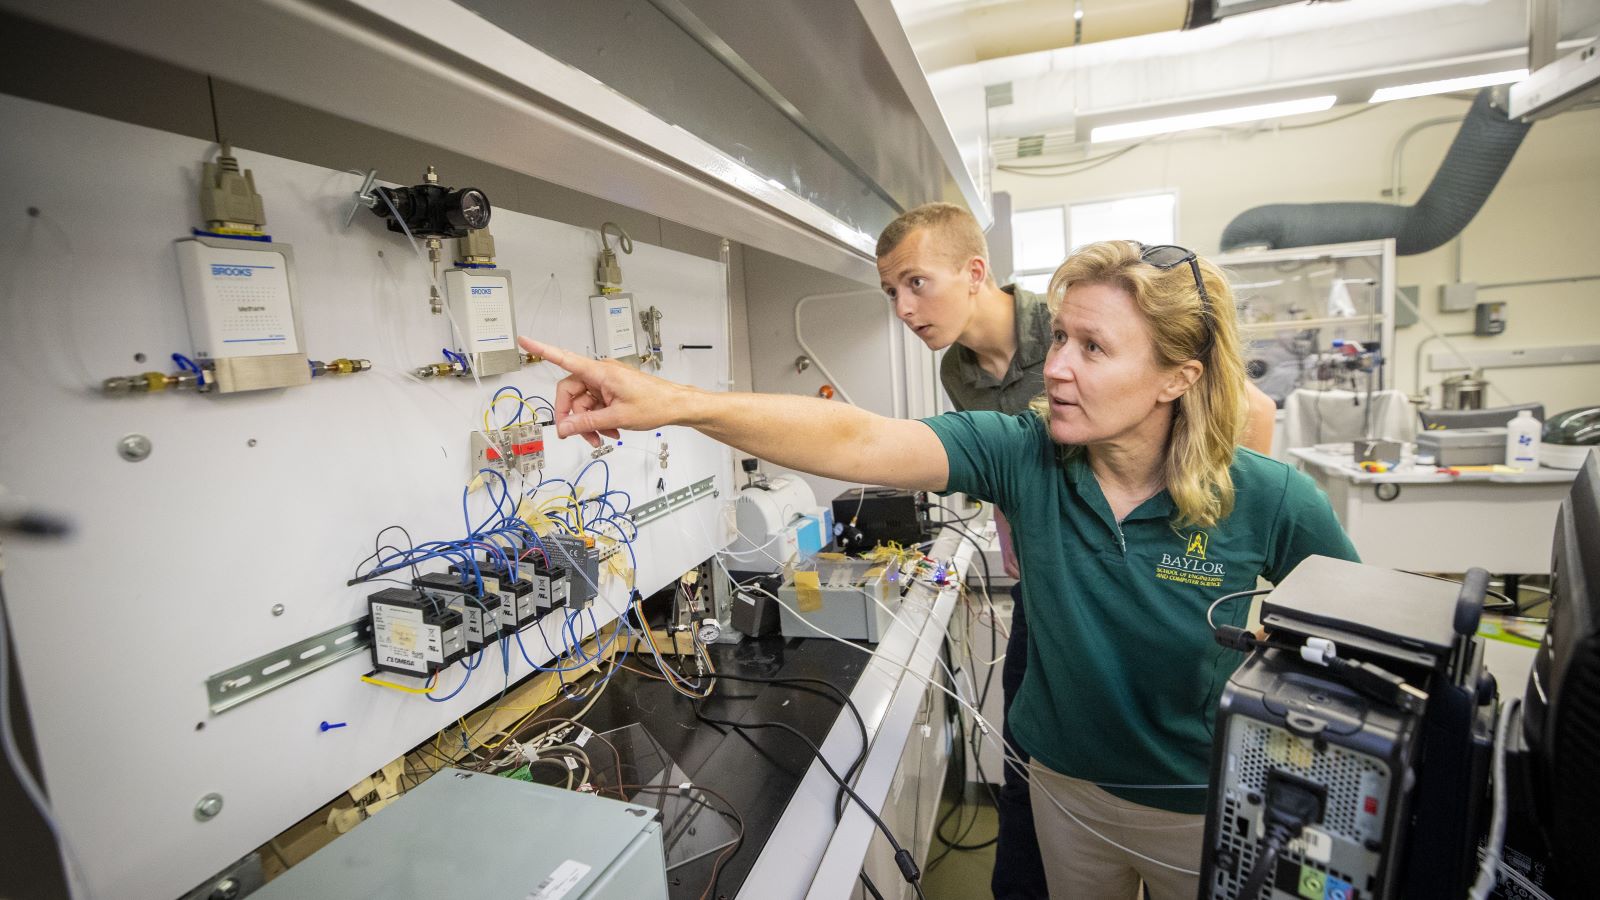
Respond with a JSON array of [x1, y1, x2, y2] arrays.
[[195, 792, 224, 821], [118, 434, 152, 462]]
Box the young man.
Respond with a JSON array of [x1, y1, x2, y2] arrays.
[[875, 203, 1276, 900]]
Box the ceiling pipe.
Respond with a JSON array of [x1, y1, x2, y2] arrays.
[[1220, 88, 1532, 256]]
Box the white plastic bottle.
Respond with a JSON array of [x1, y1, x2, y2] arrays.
[[1505, 409, 1541, 469]]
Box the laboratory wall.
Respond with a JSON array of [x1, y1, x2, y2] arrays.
[[993, 97, 1600, 416], [739, 247, 906, 507], [0, 90, 734, 900]]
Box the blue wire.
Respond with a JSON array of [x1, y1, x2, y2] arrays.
[[171, 352, 206, 388], [489, 386, 526, 427], [513, 628, 597, 674], [574, 458, 611, 497], [425, 663, 472, 702]]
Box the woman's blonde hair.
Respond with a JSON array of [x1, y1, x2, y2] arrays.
[[1033, 240, 1249, 527]]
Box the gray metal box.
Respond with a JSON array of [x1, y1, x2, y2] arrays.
[[777, 557, 899, 642], [1416, 427, 1506, 466], [253, 770, 667, 900]]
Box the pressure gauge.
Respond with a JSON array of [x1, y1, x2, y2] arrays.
[[449, 188, 491, 230], [369, 181, 493, 238], [696, 618, 723, 644]]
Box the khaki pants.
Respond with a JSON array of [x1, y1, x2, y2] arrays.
[[1028, 762, 1205, 900]]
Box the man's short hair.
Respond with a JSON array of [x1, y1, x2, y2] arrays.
[[876, 202, 990, 272]]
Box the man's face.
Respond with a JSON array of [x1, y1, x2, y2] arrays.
[[877, 228, 979, 351]]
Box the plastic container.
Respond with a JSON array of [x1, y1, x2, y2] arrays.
[[1505, 409, 1541, 469]]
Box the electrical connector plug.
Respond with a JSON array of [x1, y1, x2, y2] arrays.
[[595, 221, 632, 292], [1239, 771, 1326, 899], [199, 142, 267, 233]]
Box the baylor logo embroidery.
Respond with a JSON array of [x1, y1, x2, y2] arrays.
[[1157, 531, 1226, 588]]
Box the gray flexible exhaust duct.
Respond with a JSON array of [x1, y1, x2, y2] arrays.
[[1220, 89, 1532, 255]]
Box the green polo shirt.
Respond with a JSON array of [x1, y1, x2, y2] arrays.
[[940, 285, 1052, 413], [922, 411, 1358, 813]]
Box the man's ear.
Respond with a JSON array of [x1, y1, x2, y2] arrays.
[[1160, 359, 1204, 403], [967, 255, 989, 292]]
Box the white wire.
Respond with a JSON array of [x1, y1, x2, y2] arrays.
[[743, 575, 1202, 875], [1469, 696, 1520, 900], [681, 488, 1204, 875], [0, 586, 96, 899]]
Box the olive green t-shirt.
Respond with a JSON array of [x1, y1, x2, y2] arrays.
[[922, 411, 1358, 814], [939, 285, 1052, 414]]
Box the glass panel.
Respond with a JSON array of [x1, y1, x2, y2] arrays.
[[1222, 248, 1387, 405], [1069, 193, 1176, 249], [1012, 207, 1067, 273]]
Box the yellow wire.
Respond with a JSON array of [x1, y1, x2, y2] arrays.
[[482, 395, 545, 432], [360, 672, 438, 694]]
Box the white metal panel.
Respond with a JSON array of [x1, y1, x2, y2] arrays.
[[0, 94, 731, 900], [0, 0, 879, 282]]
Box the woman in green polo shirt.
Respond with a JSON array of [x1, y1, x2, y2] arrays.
[[518, 239, 1355, 900]]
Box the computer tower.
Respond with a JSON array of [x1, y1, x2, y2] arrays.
[[1203, 649, 1422, 900], [1200, 556, 1496, 900]]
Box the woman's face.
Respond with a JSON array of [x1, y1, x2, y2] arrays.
[[1042, 282, 1196, 447]]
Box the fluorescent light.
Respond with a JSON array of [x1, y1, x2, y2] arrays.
[[1090, 95, 1338, 143], [1369, 69, 1527, 103]]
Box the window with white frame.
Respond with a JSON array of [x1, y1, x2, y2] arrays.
[[1010, 192, 1177, 294]]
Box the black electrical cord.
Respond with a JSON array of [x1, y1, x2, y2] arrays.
[[1238, 776, 1323, 899], [693, 703, 925, 894], [702, 671, 871, 823], [925, 501, 982, 524], [859, 872, 886, 900], [927, 639, 999, 869]]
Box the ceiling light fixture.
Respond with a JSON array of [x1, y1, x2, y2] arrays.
[[1090, 95, 1338, 143], [1369, 69, 1527, 103]]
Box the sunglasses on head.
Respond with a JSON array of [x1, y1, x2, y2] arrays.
[[1132, 242, 1214, 356]]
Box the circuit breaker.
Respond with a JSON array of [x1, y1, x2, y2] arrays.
[[368, 588, 466, 677], [174, 236, 311, 392], [444, 268, 522, 376]]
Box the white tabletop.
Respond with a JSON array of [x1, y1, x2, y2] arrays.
[[1289, 445, 1580, 485]]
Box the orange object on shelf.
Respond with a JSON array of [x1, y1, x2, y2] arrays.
[[817, 384, 835, 399]]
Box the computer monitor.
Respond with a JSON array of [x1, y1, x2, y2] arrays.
[[1521, 447, 1598, 894]]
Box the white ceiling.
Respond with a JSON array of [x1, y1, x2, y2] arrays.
[[897, 0, 1600, 153]]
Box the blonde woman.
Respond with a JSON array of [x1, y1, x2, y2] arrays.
[[519, 240, 1356, 900]]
